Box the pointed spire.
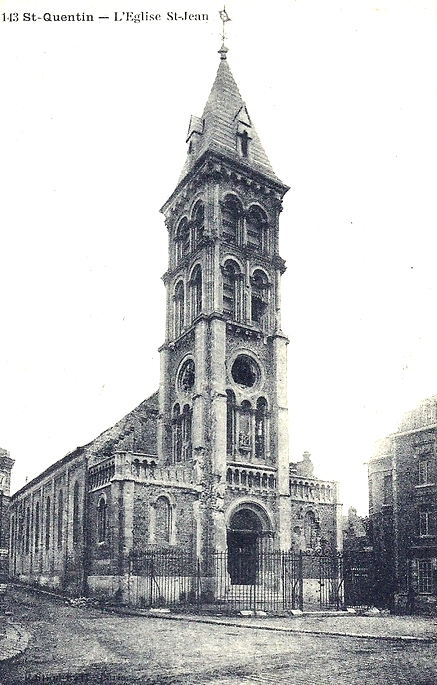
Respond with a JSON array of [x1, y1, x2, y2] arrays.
[[177, 49, 283, 187]]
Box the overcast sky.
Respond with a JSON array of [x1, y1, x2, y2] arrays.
[[1, 0, 437, 514]]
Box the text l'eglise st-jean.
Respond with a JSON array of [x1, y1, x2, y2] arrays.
[[17, 11, 209, 22]]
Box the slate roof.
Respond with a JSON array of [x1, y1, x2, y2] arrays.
[[177, 49, 284, 187]]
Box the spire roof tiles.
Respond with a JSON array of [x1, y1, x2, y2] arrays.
[[178, 52, 284, 187]]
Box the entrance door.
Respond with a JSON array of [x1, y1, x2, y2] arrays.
[[227, 509, 263, 585]]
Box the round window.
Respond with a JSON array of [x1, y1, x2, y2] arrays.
[[231, 355, 260, 388], [178, 359, 195, 393]]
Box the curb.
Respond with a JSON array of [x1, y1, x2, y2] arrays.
[[0, 620, 31, 663], [104, 606, 437, 644], [9, 585, 436, 645]]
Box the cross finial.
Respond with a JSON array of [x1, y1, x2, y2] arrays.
[[219, 6, 231, 46]]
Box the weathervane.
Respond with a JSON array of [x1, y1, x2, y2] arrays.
[[219, 6, 231, 44]]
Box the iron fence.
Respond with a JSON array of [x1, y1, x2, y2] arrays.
[[125, 548, 365, 612]]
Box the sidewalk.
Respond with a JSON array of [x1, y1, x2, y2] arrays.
[[0, 616, 30, 662], [111, 606, 437, 642]]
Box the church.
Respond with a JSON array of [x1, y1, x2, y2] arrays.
[[8, 42, 342, 603]]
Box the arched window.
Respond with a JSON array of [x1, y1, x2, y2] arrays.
[[176, 218, 190, 262], [239, 401, 252, 454], [246, 206, 267, 252], [172, 404, 182, 463], [190, 265, 202, 321], [25, 507, 30, 554], [45, 496, 51, 551], [193, 202, 205, 247], [182, 404, 192, 461], [73, 481, 80, 545], [222, 260, 240, 321], [304, 511, 318, 549], [222, 197, 241, 244], [57, 490, 63, 549], [34, 501, 40, 553], [251, 270, 269, 326], [174, 281, 185, 338], [255, 397, 268, 459], [226, 390, 237, 456], [10, 515, 15, 556], [97, 496, 108, 543], [155, 496, 171, 545]]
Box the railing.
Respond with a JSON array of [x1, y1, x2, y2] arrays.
[[226, 463, 276, 491], [289, 477, 334, 502], [124, 548, 354, 612], [88, 452, 197, 491], [89, 458, 115, 490]]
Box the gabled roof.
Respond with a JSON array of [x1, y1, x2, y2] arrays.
[[177, 48, 284, 187]]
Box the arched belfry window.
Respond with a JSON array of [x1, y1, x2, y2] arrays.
[[255, 397, 268, 459], [251, 270, 269, 326], [226, 390, 237, 456], [190, 265, 202, 321], [193, 202, 205, 248], [222, 197, 242, 245], [246, 206, 267, 252], [222, 260, 241, 321], [174, 281, 185, 338], [176, 218, 190, 262], [97, 496, 108, 543]]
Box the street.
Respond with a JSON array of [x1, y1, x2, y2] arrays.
[[1, 587, 437, 684]]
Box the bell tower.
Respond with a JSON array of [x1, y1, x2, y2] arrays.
[[159, 44, 290, 555]]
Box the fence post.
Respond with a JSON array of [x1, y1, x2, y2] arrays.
[[197, 556, 201, 609], [299, 551, 304, 611]]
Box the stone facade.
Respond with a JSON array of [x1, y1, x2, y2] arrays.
[[9, 47, 341, 599], [369, 396, 437, 611], [0, 448, 14, 572]]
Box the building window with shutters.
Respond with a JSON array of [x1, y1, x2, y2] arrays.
[[418, 458, 430, 485], [222, 260, 241, 321], [418, 560, 433, 593], [419, 506, 431, 537], [246, 206, 267, 252], [251, 270, 269, 327], [222, 197, 242, 245]]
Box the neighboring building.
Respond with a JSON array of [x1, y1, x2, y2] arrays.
[[369, 396, 437, 612], [0, 448, 14, 573], [343, 507, 371, 553], [9, 44, 341, 599]]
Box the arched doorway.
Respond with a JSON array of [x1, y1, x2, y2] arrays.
[[227, 507, 264, 585]]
